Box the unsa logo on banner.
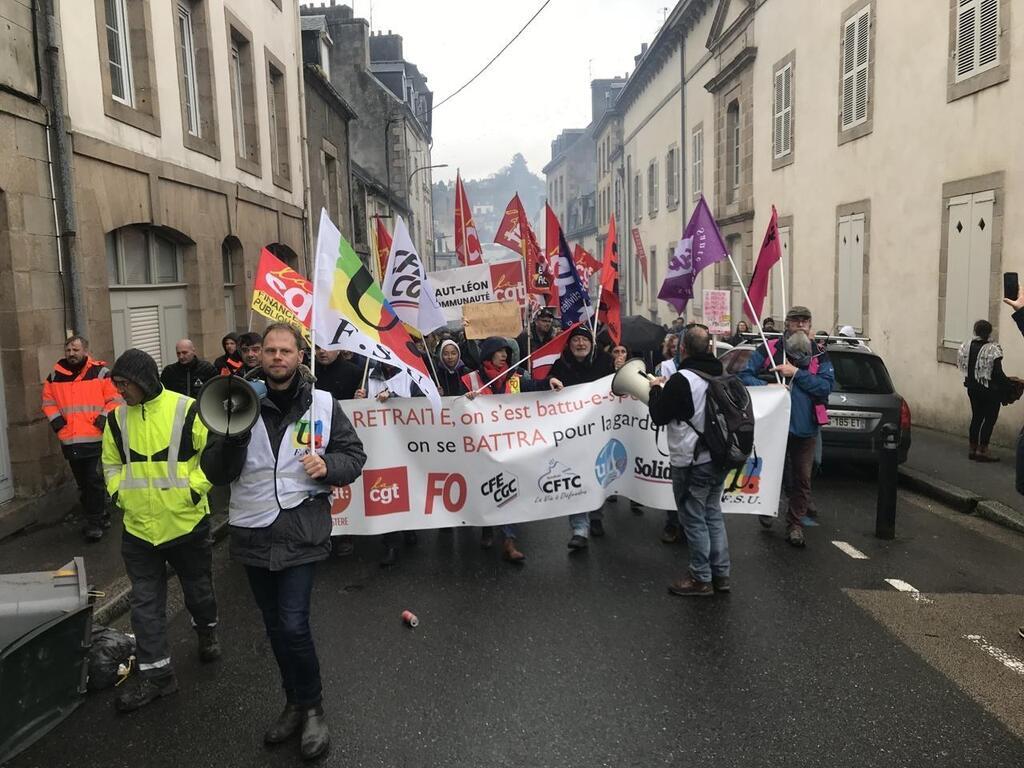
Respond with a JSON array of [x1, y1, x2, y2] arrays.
[[363, 467, 409, 515], [594, 439, 628, 488]]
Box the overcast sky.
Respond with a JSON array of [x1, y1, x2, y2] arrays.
[[329, 0, 675, 183]]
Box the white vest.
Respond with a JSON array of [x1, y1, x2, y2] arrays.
[[666, 369, 712, 468], [229, 390, 334, 528]]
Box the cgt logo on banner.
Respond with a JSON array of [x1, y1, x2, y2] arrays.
[[429, 259, 526, 321], [328, 381, 790, 535]]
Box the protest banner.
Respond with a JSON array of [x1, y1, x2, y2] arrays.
[[463, 300, 523, 340], [702, 289, 732, 335], [429, 258, 526, 322], [330, 380, 790, 534], [250, 248, 312, 341]]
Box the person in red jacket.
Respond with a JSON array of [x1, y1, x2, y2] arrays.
[[41, 335, 122, 541]]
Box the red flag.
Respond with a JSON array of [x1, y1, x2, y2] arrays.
[[598, 216, 621, 345], [373, 216, 392, 280], [530, 322, 583, 379], [251, 248, 312, 340], [454, 172, 484, 266], [745, 206, 782, 323], [545, 205, 567, 308], [496, 194, 549, 295], [631, 227, 649, 283]]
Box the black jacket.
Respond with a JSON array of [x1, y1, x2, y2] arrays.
[[315, 356, 363, 401], [160, 359, 218, 398], [201, 377, 366, 570], [548, 351, 616, 387], [648, 354, 723, 426], [515, 325, 555, 361]]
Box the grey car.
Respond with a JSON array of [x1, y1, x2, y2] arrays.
[[720, 341, 912, 464]]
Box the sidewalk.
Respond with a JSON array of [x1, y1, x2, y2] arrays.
[[900, 425, 1024, 532]]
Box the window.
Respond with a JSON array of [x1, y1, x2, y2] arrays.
[[266, 52, 291, 189], [633, 172, 642, 223], [227, 15, 260, 173], [773, 62, 793, 160], [943, 190, 994, 348], [837, 213, 866, 330], [178, 2, 201, 137], [648, 247, 657, 312], [692, 125, 703, 198], [726, 101, 740, 202], [647, 160, 658, 217], [104, 0, 133, 105], [840, 4, 870, 131], [954, 0, 1000, 82], [106, 227, 182, 286], [727, 234, 744, 323], [665, 146, 678, 209], [831, 352, 894, 395], [322, 148, 340, 221], [230, 45, 245, 148], [769, 225, 792, 318], [222, 240, 238, 332]]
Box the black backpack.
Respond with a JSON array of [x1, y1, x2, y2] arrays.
[[684, 371, 755, 470]]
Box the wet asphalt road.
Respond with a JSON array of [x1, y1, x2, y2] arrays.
[[8, 474, 1024, 768]]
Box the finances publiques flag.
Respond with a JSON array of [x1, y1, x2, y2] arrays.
[[312, 209, 442, 411], [657, 195, 729, 315]]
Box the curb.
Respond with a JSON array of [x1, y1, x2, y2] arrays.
[[92, 516, 230, 627], [897, 466, 981, 513], [975, 499, 1024, 535]]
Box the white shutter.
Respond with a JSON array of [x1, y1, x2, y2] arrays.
[[967, 191, 994, 330], [770, 226, 792, 317], [837, 214, 865, 329], [957, 0, 999, 81], [773, 68, 785, 158], [943, 195, 974, 346], [978, 0, 1000, 69], [129, 305, 163, 369], [841, 7, 870, 129], [841, 16, 857, 128], [692, 128, 703, 197], [773, 64, 793, 158]]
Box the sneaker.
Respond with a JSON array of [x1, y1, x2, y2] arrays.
[[786, 527, 806, 548], [115, 674, 179, 713], [197, 629, 221, 663], [590, 519, 605, 537], [82, 524, 104, 542], [712, 575, 731, 593], [667, 576, 713, 597], [567, 534, 588, 550], [661, 525, 680, 544], [758, 515, 773, 529]]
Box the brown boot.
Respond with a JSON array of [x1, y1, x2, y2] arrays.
[[976, 445, 1000, 463], [969, 441, 979, 460], [502, 538, 525, 563]]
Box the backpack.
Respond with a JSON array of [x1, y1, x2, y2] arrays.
[[684, 371, 755, 470]]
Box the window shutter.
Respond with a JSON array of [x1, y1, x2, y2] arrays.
[[773, 68, 785, 157], [943, 195, 973, 346], [841, 16, 857, 128], [837, 214, 864, 329], [978, 0, 1000, 69], [957, 0, 979, 78], [854, 9, 870, 124], [841, 7, 869, 129], [782, 65, 793, 154], [129, 305, 163, 369], [966, 191, 994, 329]]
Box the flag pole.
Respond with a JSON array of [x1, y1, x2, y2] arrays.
[[518, 199, 534, 375], [726, 252, 782, 385], [472, 350, 536, 395], [777, 231, 789, 366]]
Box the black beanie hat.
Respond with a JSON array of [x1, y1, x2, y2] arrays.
[[112, 349, 162, 402], [568, 325, 593, 343]]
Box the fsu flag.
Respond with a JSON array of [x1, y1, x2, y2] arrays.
[[745, 206, 782, 323], [495, 193, 549, 295], [598, 216, 621, 345], [454, 172, 484, 266], [530, 322, 583, 379], [373, 217, 393, 280]]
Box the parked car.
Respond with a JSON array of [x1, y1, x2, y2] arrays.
[[721, 341, 912, 464]]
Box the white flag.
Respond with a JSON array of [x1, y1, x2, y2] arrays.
[[382, 216, 447, 334]]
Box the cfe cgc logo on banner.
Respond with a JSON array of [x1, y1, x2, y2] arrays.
[[594, 439, 628, 488], [363, 467, 410, 515], [721, 455, 764, 504], [481, 471, 519, 508], [535, 460, 585, 503]]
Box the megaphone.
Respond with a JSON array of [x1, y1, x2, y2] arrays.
[[611, 358, 655, 404], [196, 375, 266, 436]]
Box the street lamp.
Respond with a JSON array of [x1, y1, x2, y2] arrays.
[[409, 163, 448, 185]]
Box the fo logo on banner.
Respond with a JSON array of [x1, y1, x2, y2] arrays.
[[363, 467, 409, 515], [594, 439, 628, 488], [481, 472, 518, 508]]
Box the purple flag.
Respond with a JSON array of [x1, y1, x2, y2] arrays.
[[657, 195, 729, 314]]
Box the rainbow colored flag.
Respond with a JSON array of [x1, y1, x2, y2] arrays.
[[313, 210, 441, 410]]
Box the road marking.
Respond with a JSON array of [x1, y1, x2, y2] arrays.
[[964, 635, 1024, 676], [884, 578, 933, 604], [831, 541, 869, 559]]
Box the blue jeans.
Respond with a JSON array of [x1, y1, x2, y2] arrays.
[[671, 463, 730, 583], [245, 563, 322, 706], [569, 505, 604, 537]]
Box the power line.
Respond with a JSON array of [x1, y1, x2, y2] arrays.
[[432, 0, 554, 111]]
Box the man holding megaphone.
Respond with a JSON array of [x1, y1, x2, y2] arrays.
[[201, 322, 366, 761]]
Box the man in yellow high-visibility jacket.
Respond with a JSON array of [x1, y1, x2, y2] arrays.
[[102, 348, 219, 713]]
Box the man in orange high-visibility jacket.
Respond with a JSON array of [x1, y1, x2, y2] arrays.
[[41, 335, 122, 541]]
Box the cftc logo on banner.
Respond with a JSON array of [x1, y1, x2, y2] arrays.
[[535, 460, 585, 503], [594, 439, 628, 488], [363, 467, 410, 515]]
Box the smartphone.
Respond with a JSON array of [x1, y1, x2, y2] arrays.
[[1004, 272, 1019, 301]]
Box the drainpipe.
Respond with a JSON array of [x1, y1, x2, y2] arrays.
[[41, 0, 84, 336], [296, 53, 315, 276]]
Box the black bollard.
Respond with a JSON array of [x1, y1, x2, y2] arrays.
[[875, 423, 899, 539]]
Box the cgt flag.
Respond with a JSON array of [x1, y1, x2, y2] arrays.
[[573, 244, 601, 286], [658, 195, 729, 314], [454, 172, 484, 266], [546, 204, 592, 327], [382, 215, 447, 334], [251, 248, 313, 341], [598, 215, 621, 345], [529, 322, 583, 379], [496, 193, 549, 295], [373, 216, 393, 280], [745, 205, 782, 323], [312, 209, 442, 411]]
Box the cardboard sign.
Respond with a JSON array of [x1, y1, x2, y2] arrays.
[[702, 289, 732, 335], [462, 300, 523, 340]]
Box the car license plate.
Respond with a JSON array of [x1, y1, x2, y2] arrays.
[[829, 416, 866, 430]]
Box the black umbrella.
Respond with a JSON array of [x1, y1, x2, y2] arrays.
[[620, 315, 668, 355]]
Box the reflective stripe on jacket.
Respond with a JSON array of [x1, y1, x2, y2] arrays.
[[101, 388, 212, 546], [41, 357, 122, 450]]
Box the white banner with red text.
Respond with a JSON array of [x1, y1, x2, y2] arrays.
[[329, 378, 791, 534]]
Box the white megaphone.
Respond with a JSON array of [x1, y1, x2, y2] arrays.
[[196, 375, 266, 436], [610, 358, 656, 404]]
